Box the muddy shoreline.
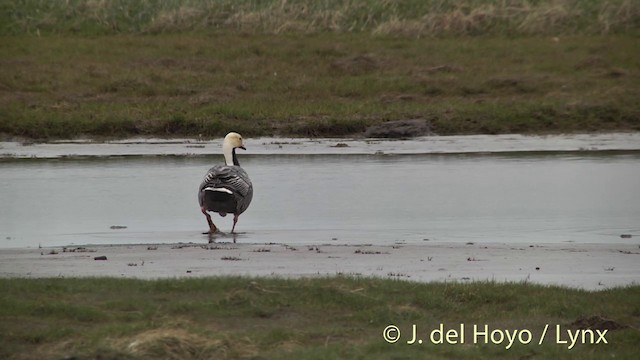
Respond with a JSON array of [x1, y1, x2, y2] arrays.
[[2, 133, 640, 159], [2, 242, 638, 291]]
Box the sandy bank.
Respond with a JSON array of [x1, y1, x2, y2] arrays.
[[2, 133, 640, 159], [1, 242, 638, 290]]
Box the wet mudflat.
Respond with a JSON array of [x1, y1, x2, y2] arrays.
[[1, 135, 639, 249]]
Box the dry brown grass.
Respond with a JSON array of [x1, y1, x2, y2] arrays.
[[2, 0, 639, 36], [122, 328, 258, 360], [371, 0, 638, 37]]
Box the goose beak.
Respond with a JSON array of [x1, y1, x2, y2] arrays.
[[239, 146, 246, 150]]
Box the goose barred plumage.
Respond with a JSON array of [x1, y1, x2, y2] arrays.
[[198, 132, 253, 234]]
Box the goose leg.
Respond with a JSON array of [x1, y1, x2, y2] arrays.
[[231, 214, 239, 234], [201, 207, 217, 233]]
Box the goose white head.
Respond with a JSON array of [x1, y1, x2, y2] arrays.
[[222, 132, 246, 166]]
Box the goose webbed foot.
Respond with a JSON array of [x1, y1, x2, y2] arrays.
[[208, 224, 218, 233], [205, 231, 237, 244], [201, 207, 218, 236]]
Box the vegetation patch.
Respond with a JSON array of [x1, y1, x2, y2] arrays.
[[1, 0, 638, 36], [0, 277, 639, 359], [0, 1, 638, 139]]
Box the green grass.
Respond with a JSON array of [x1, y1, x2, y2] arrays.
[[0, 0, 639, 139], [0, 33, 638, 139], [0, 277, 639, 359]]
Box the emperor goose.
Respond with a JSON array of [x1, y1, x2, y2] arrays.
[[198, 132, 253, 234]]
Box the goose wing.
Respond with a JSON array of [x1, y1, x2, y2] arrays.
[[199, 165, 253, 214]]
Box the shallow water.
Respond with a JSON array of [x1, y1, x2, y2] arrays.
[[2, 149, 639, 248]]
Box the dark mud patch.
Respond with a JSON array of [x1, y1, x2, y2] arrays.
[[354, 249, 389, 255], [426, 65, 462, 73], [364, 119, 434, 138], [330, 54, 380, 75], [570, 316, 628, 331], [575, 56, 609, 70], [486, 76, 538, 94]]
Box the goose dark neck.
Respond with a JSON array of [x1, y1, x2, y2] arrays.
[[232, 148, 240, 166]]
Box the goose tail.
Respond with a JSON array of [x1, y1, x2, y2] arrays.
[[203, 188, 236, 214]]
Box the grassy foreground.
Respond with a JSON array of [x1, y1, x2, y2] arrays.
[[0, 0, 639, 140], [1, 277, 639, 359]]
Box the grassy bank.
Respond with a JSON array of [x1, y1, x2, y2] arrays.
[[0, 0, 638, 139], [1, 33, 638, 139], [1, 277, 639, 359]]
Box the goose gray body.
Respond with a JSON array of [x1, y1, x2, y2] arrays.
[[198, 132, 253, 234], [198, 164, 253, 217]]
